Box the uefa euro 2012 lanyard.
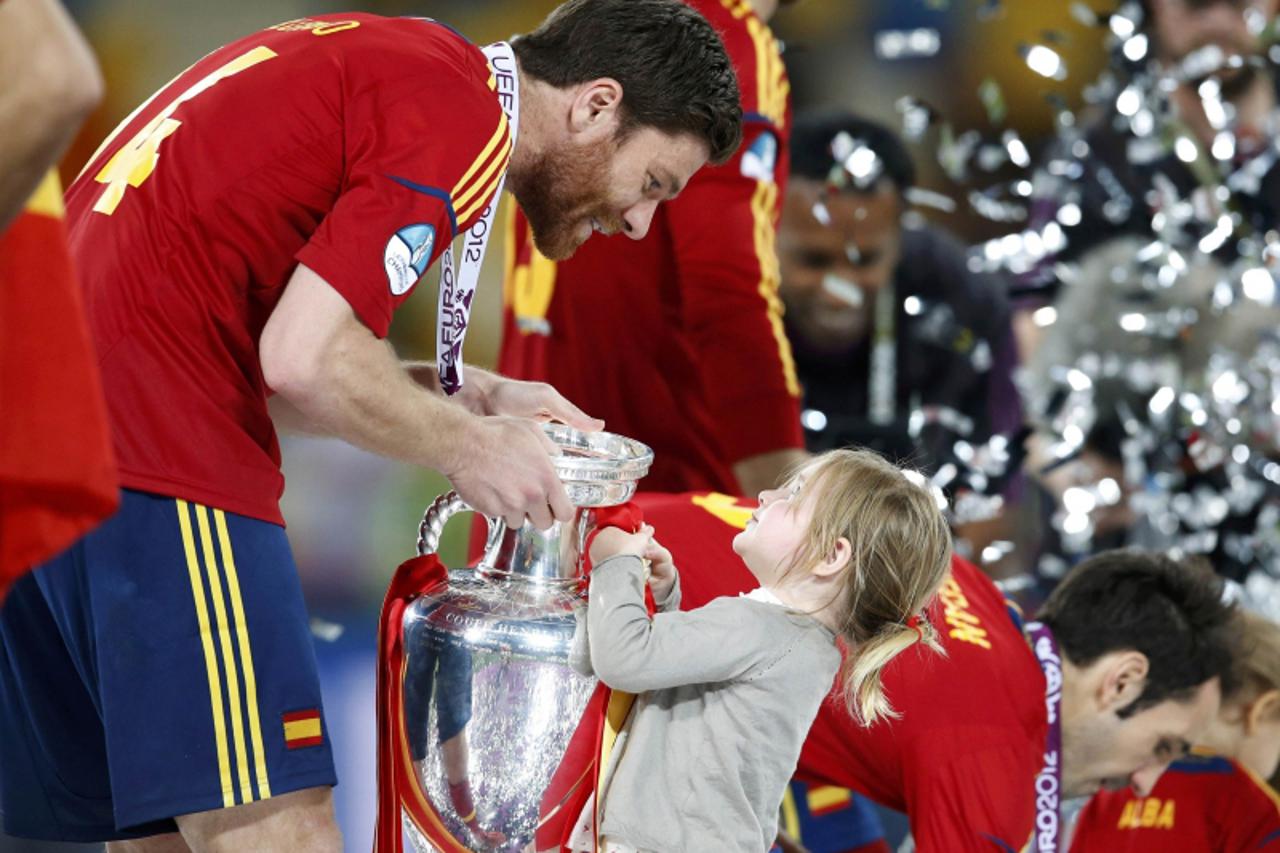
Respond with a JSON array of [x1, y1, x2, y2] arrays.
[[1026, 621, 1064, 852], [436, 41, 518, 395]]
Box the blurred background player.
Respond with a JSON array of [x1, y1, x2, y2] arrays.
[[498, 0, 808, 498], [1069, 608, 1280, 851], [778, 109, 1026, 580], [779, 111, 1019, 473]]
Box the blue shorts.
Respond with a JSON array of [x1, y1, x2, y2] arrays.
[[780, 782, 886, 853], [0, 490, 337, 842]]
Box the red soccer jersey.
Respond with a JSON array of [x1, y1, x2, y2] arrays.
[[64, 14, 511, 524], [1070, 753, 1280, 852], [497, 0, 803, 495], [634, 490, 1048, 852]]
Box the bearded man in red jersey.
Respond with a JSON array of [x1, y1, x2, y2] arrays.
[[0, 3, 742, 850]]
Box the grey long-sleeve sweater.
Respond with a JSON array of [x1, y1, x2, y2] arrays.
[[571, 555, 840, 853]]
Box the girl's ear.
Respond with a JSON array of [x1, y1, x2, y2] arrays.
[[1245, 688, 1280, 734], [814, 536, 852, 579]]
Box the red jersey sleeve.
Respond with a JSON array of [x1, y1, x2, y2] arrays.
[[296, 40, 509, 337], [664, 121, 804, 464]]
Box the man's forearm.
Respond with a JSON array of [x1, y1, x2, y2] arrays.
[[270, 324, 473, 477], [404, 360, 504, 416], [0, 0, 104, 232]]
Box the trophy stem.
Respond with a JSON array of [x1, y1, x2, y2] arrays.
[[476, 508, 594, 585]]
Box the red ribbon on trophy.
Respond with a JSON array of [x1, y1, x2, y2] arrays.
[[374, 553, 464, 853], [375, 504, 651, 853], [533, 504, 651, 853]]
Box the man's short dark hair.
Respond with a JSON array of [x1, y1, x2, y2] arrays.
[[790, 110, 917, 193], [513, 0, 742, 165], [1038, 549, 1239, 718]]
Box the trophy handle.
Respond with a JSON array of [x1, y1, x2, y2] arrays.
[[417, 491, 506, 558]]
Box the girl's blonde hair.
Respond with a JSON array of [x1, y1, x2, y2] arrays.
[[1227, 610, 1280, 715], [786, 448, 953, 726]]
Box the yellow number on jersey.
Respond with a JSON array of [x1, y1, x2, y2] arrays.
[[91, 46, 278, 215], [692, 493, 755, 530]]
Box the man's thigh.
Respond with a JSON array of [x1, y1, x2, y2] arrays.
[[106, 832, 186, 853], [175, 786, 340, 853], [0, 490, 337, 841]]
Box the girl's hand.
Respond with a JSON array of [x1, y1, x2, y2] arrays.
[[589, 526, 653, 565], [641, 530, 677, 602]]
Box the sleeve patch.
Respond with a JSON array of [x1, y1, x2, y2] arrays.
[[384, 223, 436, 295], [740, 130, 778, 183]]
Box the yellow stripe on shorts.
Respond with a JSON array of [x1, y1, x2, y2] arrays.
[[214, 509, 272, 801], [177, 500, 273, 807], [194, 505, 254, 805], [177, 500, 235, 808]]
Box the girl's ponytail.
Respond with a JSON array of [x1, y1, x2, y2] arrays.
[[841, 618, 945, 725]]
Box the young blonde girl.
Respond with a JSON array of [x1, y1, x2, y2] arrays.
[[570, 448, 953, 853]]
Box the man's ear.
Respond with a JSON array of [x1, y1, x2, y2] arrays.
[[813, 536, 851, 580], [1245, 688, 1280, 735], [1097, 650, 1150, 715], [567, 78, 623, 141]]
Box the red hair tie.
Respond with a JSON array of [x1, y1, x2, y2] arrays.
[[905, 614, 925, 643]]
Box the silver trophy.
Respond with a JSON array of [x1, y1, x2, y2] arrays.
[[400, 424, 653, 852]]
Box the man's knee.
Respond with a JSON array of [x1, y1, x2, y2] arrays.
[[175, 787, 341, 853]]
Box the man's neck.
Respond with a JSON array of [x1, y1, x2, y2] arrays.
[[1057, 657, 1086, 731], [507, 58, 542, 191]]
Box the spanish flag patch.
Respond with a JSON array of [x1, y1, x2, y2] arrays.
[[806, 785, 853, 817], [282, 709, 323, 749]]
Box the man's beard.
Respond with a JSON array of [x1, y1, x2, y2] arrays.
[[509, 140, 619, 261]]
